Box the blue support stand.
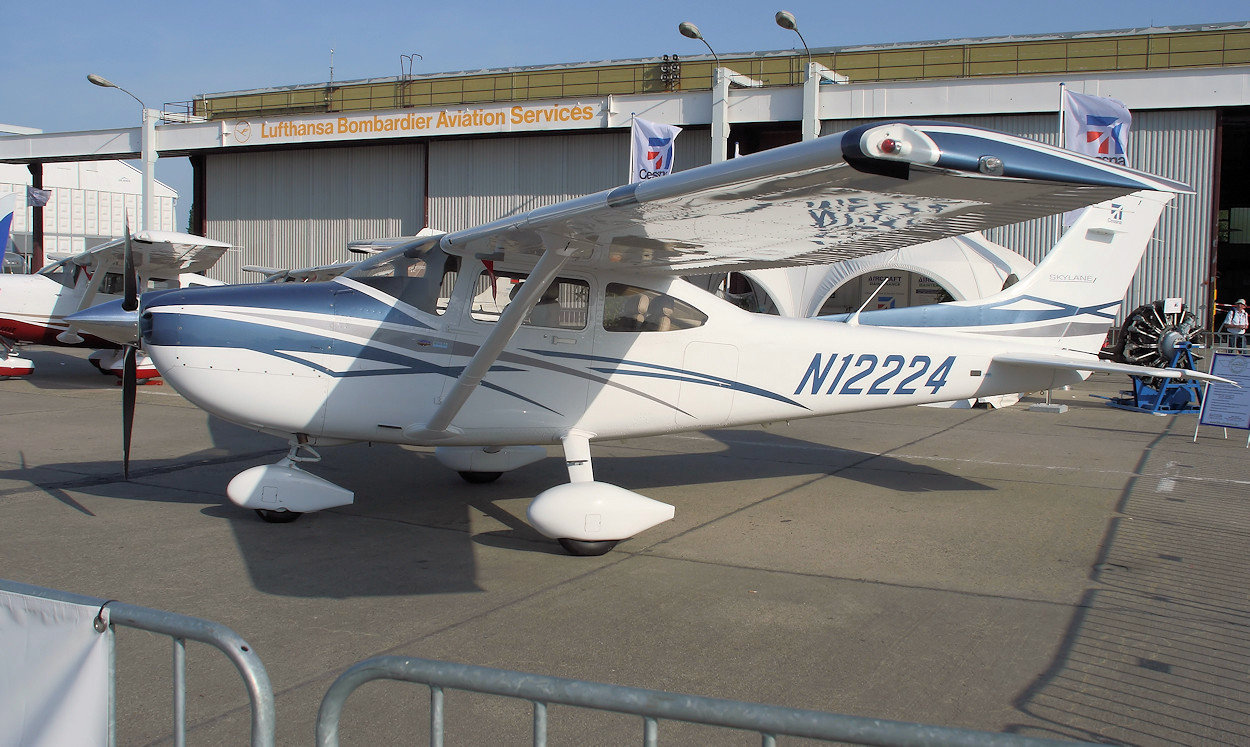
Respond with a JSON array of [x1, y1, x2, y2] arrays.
[[1104, 343, 1203, 415]]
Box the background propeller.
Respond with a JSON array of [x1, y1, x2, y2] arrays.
[[122, 219, 138, 478]]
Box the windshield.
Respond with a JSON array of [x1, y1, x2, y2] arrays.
[[36, 257, 80, 288], [344, 238, 458, 315]]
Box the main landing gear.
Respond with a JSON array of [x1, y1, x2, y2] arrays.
[[0, 338, 33, 378], [525, 431, 675, 556], [228, 436, 676, 557], [435, 439, 677, 555]]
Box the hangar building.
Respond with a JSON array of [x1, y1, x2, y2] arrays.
[[5, 22, 1250, 327], [1, 124, 176, 264]]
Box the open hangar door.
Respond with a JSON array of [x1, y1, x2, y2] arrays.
[[1215, 107, 1250, 323]]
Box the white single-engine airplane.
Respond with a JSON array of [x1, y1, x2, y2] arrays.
[[70, 122, 1229, 555], [0, 201, 230, 378]]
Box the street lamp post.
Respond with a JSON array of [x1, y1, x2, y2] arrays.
[[776, 11, 822, 141], [87, 74, 157, 233], [679, 22, 733, 163], [775, 11, 812, 72]]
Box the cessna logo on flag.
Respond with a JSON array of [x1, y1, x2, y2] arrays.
[[1063, 89, 1132, 167], [630, 117, 682, 183]]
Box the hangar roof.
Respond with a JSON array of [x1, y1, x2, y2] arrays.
[[191, 23, 1250, 120]]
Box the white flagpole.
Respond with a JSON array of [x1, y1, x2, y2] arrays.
[[1058, 82, 1066, 148], [1057, 83, 1066, 238], [627, 113, 636, 183]]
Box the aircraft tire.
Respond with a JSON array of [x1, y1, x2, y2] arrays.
[[557, 538, 619, 556], [458, 471, 502, 484], [254, 508, 302, 523]]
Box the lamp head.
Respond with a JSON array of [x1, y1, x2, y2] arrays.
[[775, 10, 799, 31], [87, 73, 117, 89], [678, 21, 703, 40]]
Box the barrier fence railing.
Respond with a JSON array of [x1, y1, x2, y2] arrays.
[[0, 579, 275, 747], [6, 578, 1087, 746], [1207, 331, 1249, 354], [314, 655, 1084, 747]]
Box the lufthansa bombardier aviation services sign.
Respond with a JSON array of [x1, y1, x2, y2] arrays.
[[227, 101, 603, 146]]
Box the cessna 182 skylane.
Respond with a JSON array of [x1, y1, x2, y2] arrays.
[[0, 195, 230, 378], [69, 121, 1230, 555]]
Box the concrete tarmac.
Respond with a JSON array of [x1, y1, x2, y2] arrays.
[[2, 346, 1248, 745]]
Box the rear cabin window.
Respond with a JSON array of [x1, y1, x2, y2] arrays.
[[603, 283, 707, 332]]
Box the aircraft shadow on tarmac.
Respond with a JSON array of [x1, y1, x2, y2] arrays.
[[225, 425, 990, 598], [1005, 430, 1250, 744], [7, 415, 990, 599]]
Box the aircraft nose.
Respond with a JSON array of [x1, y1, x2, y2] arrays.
[[67, 299, 140, 346]]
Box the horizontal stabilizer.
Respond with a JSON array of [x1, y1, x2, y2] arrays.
[[993, 351, 1236, 386]]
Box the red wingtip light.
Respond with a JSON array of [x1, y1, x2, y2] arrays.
[[879, 138, 902, 155]]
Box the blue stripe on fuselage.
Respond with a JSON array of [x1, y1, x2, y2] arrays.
[[143, 281, 433, 330], [819, 296, 1120, 327], [534, 349, 807, 410], [143, 283, 805, 415], [145, 310, 454, 378]]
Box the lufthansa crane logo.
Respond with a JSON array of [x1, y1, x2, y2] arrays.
[[234, 121, 252, 144]]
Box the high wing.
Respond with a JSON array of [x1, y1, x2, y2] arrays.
[[243, 261, 358, 283], [412, 122, 1191, 438], [240, 232, 448, 281], [437, 122, 1188, 274], [67, 230, 231, 279], [45, 230, 232, 342], [347, 229, 447, 255]]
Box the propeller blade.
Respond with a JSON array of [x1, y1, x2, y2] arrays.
[[122, 216, 138, 312], [122, 345, 137, 479]]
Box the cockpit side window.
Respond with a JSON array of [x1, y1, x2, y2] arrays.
[[603, 283, 707, 332], [468, 269, 589, 329], [101, 272, 125, 295]]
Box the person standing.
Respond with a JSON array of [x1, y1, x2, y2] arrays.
[[1223, 298, 1248, 348]]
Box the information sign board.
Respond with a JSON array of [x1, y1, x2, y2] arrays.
[[1198, 353, 1250, 430]]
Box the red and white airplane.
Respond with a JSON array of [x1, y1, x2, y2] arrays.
[[0, 195, 230, 378]]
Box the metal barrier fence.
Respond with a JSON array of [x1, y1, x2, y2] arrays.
[[1207, 331, 1249, 354], [4, 579, 1086, 746], [315, 656, 1081, 747], [0, 579, 275, 747]]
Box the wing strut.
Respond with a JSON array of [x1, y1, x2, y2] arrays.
[[403, 240, 576, 441]]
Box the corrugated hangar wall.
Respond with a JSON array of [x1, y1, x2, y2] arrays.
[[204, 113, 1212, 321], [205, 130, 711, 283], [204, 144, 427, 282], [427, 130, 712, 232], [822, 110, 1216, 320]]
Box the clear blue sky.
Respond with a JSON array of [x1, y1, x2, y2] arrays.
[[2, 0, 1245, 230]]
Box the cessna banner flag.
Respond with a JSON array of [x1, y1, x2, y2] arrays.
[[629, 117, 682, 183], [1062, 87, 1132, 226], [1062, 88, 1132, 166]]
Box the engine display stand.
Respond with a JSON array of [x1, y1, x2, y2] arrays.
[[1101, 343, 1203, 416]]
